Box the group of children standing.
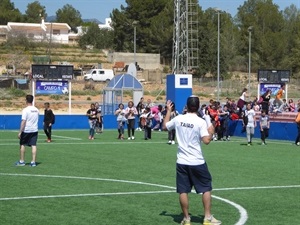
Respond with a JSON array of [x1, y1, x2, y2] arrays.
[[114, 99, 179, 143]]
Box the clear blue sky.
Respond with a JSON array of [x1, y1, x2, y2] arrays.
[[11, 0, 300, 23]]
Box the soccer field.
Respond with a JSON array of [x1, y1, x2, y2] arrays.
[[0, 129, 299, 225]]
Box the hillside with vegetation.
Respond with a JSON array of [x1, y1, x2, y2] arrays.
[[1, 0, 300, 79], [0, 42, 112, 75], [1, 0, 300, 113]]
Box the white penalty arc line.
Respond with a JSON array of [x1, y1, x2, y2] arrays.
[[0, 173, 250, 225], [7, 176, 299, 224]]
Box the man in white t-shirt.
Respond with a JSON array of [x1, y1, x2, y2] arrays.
[[163, 96, 221, 225], [243, 102, 256, 146], [15, 95, 39, 167]]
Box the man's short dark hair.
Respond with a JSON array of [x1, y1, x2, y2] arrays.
[[187, 95, 199, 112], [26, 95, 34, 104]]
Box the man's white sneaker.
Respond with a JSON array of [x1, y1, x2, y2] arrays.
[[171, 140, 175, 145], [203, 215, 221, 225]]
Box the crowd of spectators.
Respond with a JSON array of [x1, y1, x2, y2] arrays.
[[111, 90, 300, 142]]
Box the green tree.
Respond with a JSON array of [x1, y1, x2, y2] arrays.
[[56, 4, 82, 32], [0, 0, 22, 24], [236, 0, 286, 70], [288, 35, 300, 76], [197, 8, 218, 77], [147, 0, 173, 58], [78, 23, 113, 50], [23, 1, 47, 23], [281, 4, 300, 74], [197, 8, 238, 78], [110, 0, 173, 61]]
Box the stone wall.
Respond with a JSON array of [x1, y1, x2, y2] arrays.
[[108, 52, 161, 70]]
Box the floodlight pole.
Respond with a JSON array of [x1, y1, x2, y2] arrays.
[[248, 26, 253, 94], [132, 21, 138, 66], [214, 8, 222, 102]]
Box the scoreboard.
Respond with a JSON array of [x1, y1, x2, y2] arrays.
[[257, 69, 290, 83], [31, 64, 74, 80]]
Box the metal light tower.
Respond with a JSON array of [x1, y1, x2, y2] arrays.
[[215, 8, 221, 101], [132, 21, 139, 65], [172, 0, 199, 74], [248, 26, 253, 93]]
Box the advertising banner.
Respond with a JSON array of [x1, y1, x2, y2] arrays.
[[36, 80, 69, 95], [259, 83, 281, 96]]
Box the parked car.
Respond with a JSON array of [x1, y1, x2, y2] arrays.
[[83, 69, 114, 82]]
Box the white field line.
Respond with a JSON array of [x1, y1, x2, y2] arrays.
[[213, 195, 248, 225], [214, 185, 300, 191], [0, 139, 297, 146], [0, 133, 295, 146], [2, 129, 296, 146], [50, 134, 82, 140], [0, 190, 174, 201], [1, 173, 300, 225], [0, 141, 168, 146], [0, 135, 298, 148], [0, 135, 82, 143], [0, 136, 81, 142], [0, 130, 81, 141]]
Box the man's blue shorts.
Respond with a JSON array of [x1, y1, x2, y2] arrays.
[[20, 132, 38, 147], [176, 163, 212, 194]]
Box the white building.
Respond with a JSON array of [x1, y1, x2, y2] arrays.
[[76, 18, 112, 35], [99, 18, 112, 29], [0, 18, 112, 45], [0, 19, 71, 44]]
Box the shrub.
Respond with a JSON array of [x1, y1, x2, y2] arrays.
[[49, 95, 62, 100], [9, 88, 26, 97]]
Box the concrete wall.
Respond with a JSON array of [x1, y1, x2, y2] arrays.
[[0, 114, 298, 142], [108, 52, 161, 70]]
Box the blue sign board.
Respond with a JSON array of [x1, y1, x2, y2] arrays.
[[36, 80, 69, 95], [180, 78, 188, 85], [259, 83, 281, 96]]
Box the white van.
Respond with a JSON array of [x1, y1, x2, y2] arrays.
[[83, 69, 114, 81]]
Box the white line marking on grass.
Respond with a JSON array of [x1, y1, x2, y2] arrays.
[[210, 138, 295, 145], [0, 190, 174, 201], [0, 139, 18, 141], [50, 135, 82, 140], [0, 141, 169, 146], [0, 173, 249, 224], [214, 185, 300, 191], [0, 173, 176, 189], [212, 195, 248, 225]]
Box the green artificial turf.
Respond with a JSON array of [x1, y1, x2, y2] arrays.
[[0, 129, 299, 225]]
